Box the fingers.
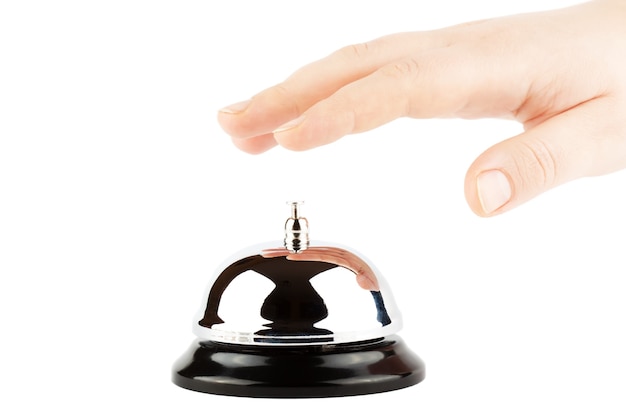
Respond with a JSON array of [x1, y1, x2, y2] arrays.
[[271, 48, 478, 151], [218, 36, 399, 137], [260, 247, 379, 291], [287, 248, 379, 291], [217, 32, 454, 153], [465, 97, 626, 216], [270, 59, 420, 151]]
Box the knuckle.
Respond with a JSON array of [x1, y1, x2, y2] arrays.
[[270, 83, 301, 115], [337, 41, 373, 60], [380, 58, 421, 80], [518, 138, 559, 188]]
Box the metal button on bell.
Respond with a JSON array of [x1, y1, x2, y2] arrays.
[[172, 202, 425, 398]]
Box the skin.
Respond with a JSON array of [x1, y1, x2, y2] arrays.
[[217, 0, 626, 217], [261, 247, 380, 291]]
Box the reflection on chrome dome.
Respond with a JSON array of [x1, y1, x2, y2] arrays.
[[193, 243, 402, 346]]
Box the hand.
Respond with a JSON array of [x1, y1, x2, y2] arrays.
[[261, 246, 379, 291], [217, 0, 626, 217]]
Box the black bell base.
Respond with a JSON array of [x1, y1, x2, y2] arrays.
[[172, 335, 425, 398]]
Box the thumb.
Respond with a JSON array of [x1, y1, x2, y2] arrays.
[[465, 98, 623, 216]]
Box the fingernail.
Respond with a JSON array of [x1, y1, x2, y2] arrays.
[[273, 115, 305, 134], [219, 99, 251, 114], [477, 170, 512, 214]]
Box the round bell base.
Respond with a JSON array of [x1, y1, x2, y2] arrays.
[[172, 335, 425, 398]]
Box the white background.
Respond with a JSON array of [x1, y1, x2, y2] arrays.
[[1, 1, 625, 416]]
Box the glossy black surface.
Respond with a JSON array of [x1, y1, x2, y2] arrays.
[[197, 255, 392, 343], [198, 255, 337, 337], [172, 335, 425, 398]]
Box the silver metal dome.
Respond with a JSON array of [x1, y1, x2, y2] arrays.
[[192, 202, 403, 346]]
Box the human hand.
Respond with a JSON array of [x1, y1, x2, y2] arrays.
[[217, 0, 626, 217], [261, 246, 379, 291]]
